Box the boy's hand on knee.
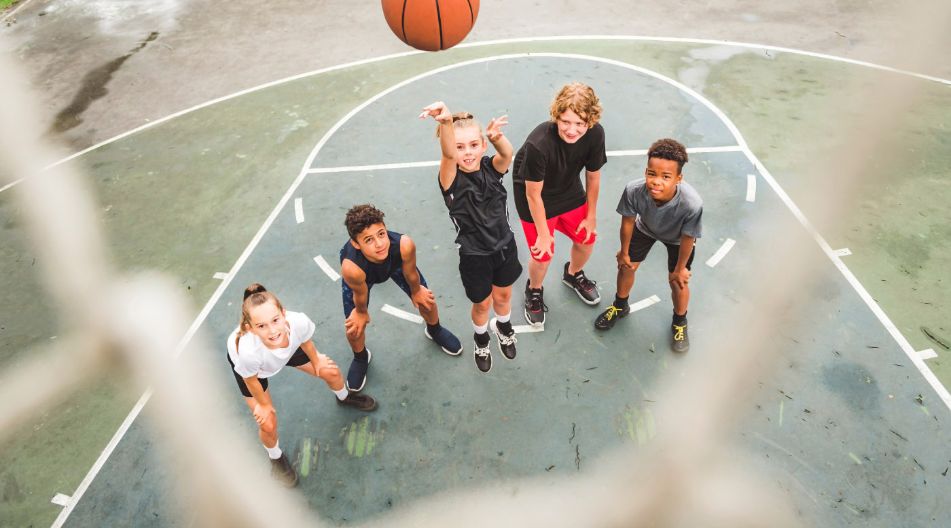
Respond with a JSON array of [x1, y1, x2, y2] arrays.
[[252, 403, 274, 425], [531, 232, 554, 259], [411, 286, 436, 311], [616, 250, 635, 270], [669, 268, 691, 288], [576, 217, 597, 244], [345, 311, 370, 338]]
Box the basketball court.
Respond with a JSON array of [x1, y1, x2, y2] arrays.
[[1, 9, 950, 528]]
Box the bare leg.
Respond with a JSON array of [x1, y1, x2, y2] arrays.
[[616, 261, 640, 299], [244, 393, 277, 448], [671, 280, 690, 316], [345, 324, 366, 353], [294, 355, 345, 391], [491, 285, 512, 316], [418, 301, 439, 325], [471, 297, 491, 327], [567, 241, 595, 275], [527, 258, 551, 289]]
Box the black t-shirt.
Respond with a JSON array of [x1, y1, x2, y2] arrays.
[[439, 156, 514, 255], [512, 121, 607, 222], [339, 230, 403, 285]]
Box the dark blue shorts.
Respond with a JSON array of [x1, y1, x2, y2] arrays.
[[342, 267, 428, 317]]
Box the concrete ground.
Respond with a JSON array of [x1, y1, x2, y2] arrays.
[[1, 1, 949, 527]]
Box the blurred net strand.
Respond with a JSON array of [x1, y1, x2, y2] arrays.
[[2, 4, 950, 526]]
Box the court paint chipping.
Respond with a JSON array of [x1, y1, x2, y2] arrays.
[[51, 53, 951, 526], [0, 41, 951, 526]]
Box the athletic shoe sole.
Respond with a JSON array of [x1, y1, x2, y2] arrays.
[[346, 348, 372, 392], [562, 278, 602, 305], [424, 328, 463, 356]]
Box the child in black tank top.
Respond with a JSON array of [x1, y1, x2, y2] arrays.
[[419, 101, 522, 374]]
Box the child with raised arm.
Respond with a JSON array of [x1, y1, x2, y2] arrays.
[[419, 101, 522, 373], [227, 284, 376, 488], [340, 204, 463, 390], [593, 139, 702, 353]]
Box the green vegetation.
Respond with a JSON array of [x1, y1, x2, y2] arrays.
[[1, 0, 19, 11]]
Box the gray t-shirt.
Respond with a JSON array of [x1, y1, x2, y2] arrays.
[[616, 180, 703, 244]]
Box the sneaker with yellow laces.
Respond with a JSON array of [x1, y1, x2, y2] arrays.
[[594, 304, 630, 331], [671, 323, 689, 353]]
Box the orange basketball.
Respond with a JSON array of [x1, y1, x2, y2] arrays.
[[382, 0, 480, 52]]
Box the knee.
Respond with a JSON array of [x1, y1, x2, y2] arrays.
[[473, 297, 491, 313], [492, 289, 511, 304], [260, 413, 278, 436]]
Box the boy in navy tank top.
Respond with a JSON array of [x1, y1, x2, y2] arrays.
[[420, 101, 522, 373], [340, 204, 462, 391]]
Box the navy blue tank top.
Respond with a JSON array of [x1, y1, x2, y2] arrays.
[[339, 230, 403, 285]]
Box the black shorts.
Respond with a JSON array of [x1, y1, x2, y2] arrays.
[[459, 238, 523, 303], [227, 347, 309, 398], [628, 227, 695, 273]]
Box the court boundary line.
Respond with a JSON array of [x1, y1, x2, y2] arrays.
[[2, 35, 950, 195], [50, 52, 951, 527]]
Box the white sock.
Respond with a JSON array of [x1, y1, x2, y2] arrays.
[[496, 312, 511, 324], [264, 441, 282, 460], [473, 321, 488, 334], [333, 387, 349, 401]]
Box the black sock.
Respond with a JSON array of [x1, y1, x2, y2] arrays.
[[496, 319, 514, 336], [673, 312, 687, 326], [474, 331, 490, 347], [614, 295, 629, 309], [354, 348, 369, 361], [427, 321, 442, 335]]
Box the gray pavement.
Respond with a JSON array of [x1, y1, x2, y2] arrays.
[[2, 0, 949, 150]]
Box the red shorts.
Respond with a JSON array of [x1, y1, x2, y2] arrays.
[[520, 203, 596, 262]]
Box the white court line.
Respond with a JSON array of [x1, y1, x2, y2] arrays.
[[833, 248, 852, 257], [212, 272, 228, 280], [705, 239, 736, 268], [918, 349, 938, 360], [513, 324, 544, 334], [313, 255, 340, 281], [310, 146, 745, 175], [51, 493, 71, 507], [54, 52, 951, 526], [746, 174, 757, 202], [4, 35, 948, 196], [1, 0, 38, 22], [381, 304, 424, 324], [630, 295, 662, 312], [294, 197, 304, 223]]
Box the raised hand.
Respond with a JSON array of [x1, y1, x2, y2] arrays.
[[419, 101, 452, 123], [486, 115, 509, 142]]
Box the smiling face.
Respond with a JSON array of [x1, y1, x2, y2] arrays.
[[645, 157, 683, 203], [246, 300, 290, 349], [453, 124, 487, 172], [555, 109, 589, 144], [350, 222, 390, 263]]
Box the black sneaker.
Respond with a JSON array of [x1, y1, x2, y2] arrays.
[[524, 283, 547, 326], [270, 453, 299, 488], [474, 337, 492, 373], [562, 262, 601, 305], [672, 323, 689, 353], [490, 317, 517, 360], [425, 325, 463, 356], [337, 391, 378, 411], [594, 304, 630, 330], [346, 349, 371, 392]]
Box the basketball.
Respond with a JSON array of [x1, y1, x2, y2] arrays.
[[381, 0, 480, 52]]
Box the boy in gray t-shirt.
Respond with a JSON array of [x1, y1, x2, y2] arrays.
[[594, 139, 702, 353]]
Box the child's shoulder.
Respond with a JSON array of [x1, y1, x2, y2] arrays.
[[678, 181, 703, 206]]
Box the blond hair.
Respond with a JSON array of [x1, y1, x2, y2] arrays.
[[549, 82, 602, 126], [435, 111, 483, 138]]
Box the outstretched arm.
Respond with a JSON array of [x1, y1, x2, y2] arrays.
[[419, 101, 457, 190], [486, 115, 513, 174]]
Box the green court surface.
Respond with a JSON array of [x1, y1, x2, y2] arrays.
[[1, 39, 949, 527]]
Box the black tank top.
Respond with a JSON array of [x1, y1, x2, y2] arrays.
[[339, 230, 403, 285], [440, 156, 514, 255]]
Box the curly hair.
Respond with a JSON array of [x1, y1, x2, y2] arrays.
[[345, 204, 386, 240], [647, 138, 688, 173], [549, 83, 602, 126]]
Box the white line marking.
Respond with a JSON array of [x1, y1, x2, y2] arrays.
[[833, 248, 852, 257], [308, 160, 439, 174], [51, 493, 71, 507], [294, 197, 304, 223], [630, 295, 663, 312], [705, 239, 737, 268], [8, 36, 945, 196], [57, 51, 951, 525], [513, 324, 544, 334], [381, 304, 424, 324], [746, 174, 757, 202], [212, 272, 228, 280], [313, 255, 340, 282], [2, 0, 38, 22], [918, 349, 938, 360]]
